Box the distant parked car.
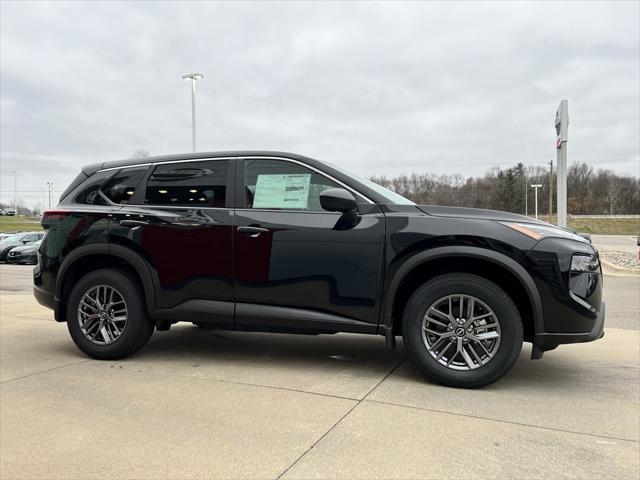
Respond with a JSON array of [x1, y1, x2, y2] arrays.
[[7, 240, 41, 265], [0, 231, 44, 261], [2, 208, 17, 216]]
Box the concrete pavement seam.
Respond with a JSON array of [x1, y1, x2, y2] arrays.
[[97, 365, 363, 402], [364, 398, 640, 444], [0, 359, 92, 385], [273, 355, 408, 480]]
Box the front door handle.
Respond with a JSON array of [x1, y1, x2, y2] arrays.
[[237, 226, 269, 236], [120, 219, 148, 227]]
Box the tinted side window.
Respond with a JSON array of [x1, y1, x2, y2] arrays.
[[60, 171, 89, 202], [71, 170, 112, 206], [102, 167, 147, 204], [144, 160, 228, 207], [244, 159, 340, 211]]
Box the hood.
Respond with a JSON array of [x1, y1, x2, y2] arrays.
[[9, 242, 40, 253], [0, 240, 22, 248], [417, 205, 546, 224]]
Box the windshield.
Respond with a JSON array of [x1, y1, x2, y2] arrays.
[[325, 163, 415, 205], [2, 233, 26, 242]]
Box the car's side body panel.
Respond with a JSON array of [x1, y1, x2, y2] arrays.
[[233, 208, 385, 329], [107, 157, 236, 325], [232, 157, 386, 331], [34, 207, 112, 315], [109, 206, 235, 313], [34, 151, 604, 356]]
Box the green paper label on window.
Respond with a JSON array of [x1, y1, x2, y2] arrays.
[[253, 174, 311, 209]]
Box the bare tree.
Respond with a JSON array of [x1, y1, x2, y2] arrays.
[[130, 150, 150, 159], [607, 176, 620, 215]]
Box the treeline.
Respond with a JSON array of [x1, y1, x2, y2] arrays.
[[371, 162, 640, 215]]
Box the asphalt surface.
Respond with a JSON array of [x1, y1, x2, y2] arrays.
[[591, 234, 639, 254], [1, 245, 639, 478]]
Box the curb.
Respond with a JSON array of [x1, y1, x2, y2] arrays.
[[600, 259, 640, 277]]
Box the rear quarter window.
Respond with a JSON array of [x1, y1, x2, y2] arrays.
[[59, 171, 89, 202], [69, 170, 113, 206]]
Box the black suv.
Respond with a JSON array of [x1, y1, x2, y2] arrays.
[[33, 152, 604, 388]]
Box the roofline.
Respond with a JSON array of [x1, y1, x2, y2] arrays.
[[83, 151, 315, 174], [78, 150, 399, 206]]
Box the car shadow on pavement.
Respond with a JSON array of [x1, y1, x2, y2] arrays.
[[103, 325, 617, 392], [115, 325, 408, 379], [384, 343, 627, 392]]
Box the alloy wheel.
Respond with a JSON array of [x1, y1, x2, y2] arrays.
[[77, 285, 128, 345], [421, 294, 501, 370]]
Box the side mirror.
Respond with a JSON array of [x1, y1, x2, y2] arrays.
[[320, 188, 357, 213]]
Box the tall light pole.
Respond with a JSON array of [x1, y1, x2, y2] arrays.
[[12, 170, 16, 213], [46, 182, 53, 209], [531, 184, 542, 220], [548, 160, 553, 221], [182, 73, 204, 152], [524, 172, 528, 216]]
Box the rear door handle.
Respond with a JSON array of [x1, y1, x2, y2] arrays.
[[237, 226, 269, 236], [120, 220, 148, 227]]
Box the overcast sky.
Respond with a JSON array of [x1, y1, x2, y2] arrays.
[[1, 1, 639, 208]]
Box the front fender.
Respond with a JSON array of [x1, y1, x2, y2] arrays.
[[382, 246, 544, 336]]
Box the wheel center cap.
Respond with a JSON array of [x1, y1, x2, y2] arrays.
[[455, 327, 466, 337], [99, 312, 107, 320]]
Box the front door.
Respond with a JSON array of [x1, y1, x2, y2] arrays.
[[233, 157, 385, 333]]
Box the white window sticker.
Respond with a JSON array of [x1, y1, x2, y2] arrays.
[[253, 174, 311, 209]]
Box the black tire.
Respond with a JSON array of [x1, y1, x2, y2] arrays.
[[401, 273, 523, 388], [66, 269, 154, 360]]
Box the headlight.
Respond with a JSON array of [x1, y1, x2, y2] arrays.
[[500, 222, 590, 243], [571, 253, 599, 272]]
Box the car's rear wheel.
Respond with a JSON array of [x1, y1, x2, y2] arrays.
[[402, 273, 523, 388], [66, 269, 154, 360]]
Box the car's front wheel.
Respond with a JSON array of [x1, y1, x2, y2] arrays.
[[402, 273, 523, 388], [66, 269, 154, 360]]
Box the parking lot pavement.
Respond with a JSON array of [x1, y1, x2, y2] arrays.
[[0, 263, 34, 294], [1, 265, 639, 479], [591, 234, 638, 254]]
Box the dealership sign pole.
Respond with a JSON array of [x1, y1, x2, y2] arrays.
[[555, 100, 568, 228]]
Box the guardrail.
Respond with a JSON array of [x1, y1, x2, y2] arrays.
[[568, 215, 640, 219]]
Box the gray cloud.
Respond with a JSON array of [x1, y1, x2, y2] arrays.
[[1, 0, 638, 208]]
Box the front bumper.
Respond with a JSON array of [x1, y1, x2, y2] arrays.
[[7, 252, 37, 264], [535, 301, 605, 348], [522, 237, 605, 358]]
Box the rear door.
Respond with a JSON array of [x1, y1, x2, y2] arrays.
[[233, 157, 385, 332], [108, 158, 236, 325]]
